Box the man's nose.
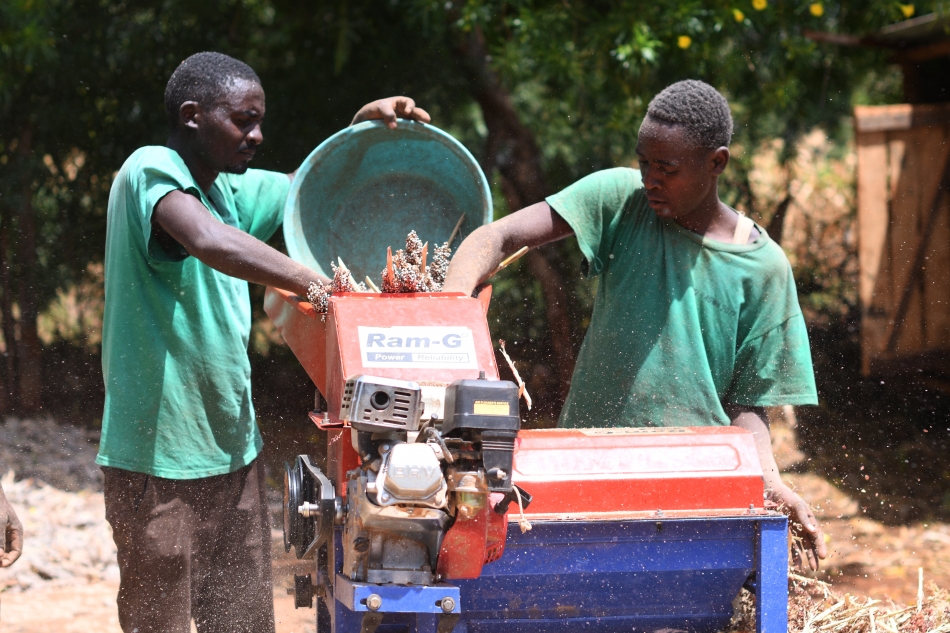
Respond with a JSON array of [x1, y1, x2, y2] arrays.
[[247, 123, 263, 145]]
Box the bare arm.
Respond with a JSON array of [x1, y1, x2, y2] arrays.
[[443, 202, 574, 295], [153, 190, 329, 295], [728, 405, 827, 570], [0, 483, 22, 567]]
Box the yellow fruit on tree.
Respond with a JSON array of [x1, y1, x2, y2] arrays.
[[752, 0, 767, 10], [809, 3, 824, 16], [733, 8, 745, 21], [678, 35, 692, 49]]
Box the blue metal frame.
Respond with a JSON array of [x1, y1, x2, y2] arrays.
[[335, 575, 460, 614], [327, 515, 787, 633], [754, 518, 790, 633]]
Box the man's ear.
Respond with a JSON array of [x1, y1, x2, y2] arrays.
[[178, 101, 201, 131], [710, 146, 730, 176]]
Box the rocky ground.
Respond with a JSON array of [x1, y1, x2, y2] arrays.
[[0, 417, 115, 593], [0, 415, 948, 631], [0, 417, 314, 632]]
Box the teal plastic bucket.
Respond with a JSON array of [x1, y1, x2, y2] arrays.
[[283, 120, 492, 282]]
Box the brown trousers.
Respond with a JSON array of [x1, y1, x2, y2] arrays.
[[103, 459, 275, 633]]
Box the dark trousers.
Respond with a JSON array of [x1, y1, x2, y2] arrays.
[[103, 459, 275, 633]]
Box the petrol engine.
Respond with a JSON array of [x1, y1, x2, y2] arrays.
[[283, 357, 527, 630]]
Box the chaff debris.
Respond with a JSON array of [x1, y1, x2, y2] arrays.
[[498, 340, 532, 411], [724, 571, 950, 633]]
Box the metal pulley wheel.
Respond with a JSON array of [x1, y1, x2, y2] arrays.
[[283, 458, 313, 555], [283, 455, 337, 559]]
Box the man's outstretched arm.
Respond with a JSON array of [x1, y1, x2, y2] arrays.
[[727, 405, 827, 571], [0, 483, 23, 567], [442, 201, 574, 295], [153, 190, 329, 295]]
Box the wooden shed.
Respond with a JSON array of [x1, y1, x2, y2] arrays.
[[815, 13, 950, 378], [855, 104, 950, 377]]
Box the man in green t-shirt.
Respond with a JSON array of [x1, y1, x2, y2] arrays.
[[444, 79, 827, 570], [100, 51, 430, 633]]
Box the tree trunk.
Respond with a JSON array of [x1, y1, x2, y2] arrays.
[[15, 125, 42, 414], [454, 26, 577, 400], [0, 210, 15, 414], [766, 194, 792, 244]]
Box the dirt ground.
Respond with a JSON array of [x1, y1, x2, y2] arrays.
[[0, 536, 317, 633], [786, 473, 950, 604]]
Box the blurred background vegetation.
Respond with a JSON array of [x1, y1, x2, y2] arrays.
[[1, 0, 948, 522]]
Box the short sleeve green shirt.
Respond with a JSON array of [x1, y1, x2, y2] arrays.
[[546, 167, 817, 428], [98, 146, 290, 478]]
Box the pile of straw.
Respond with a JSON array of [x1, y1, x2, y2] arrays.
[[727, 571, 950, 633]]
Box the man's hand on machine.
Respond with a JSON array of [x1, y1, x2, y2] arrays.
[[442, 202, 575, 295], [0, 484, 23, 568], [769, 483, 827, 571], [728, 405, 827, 571], [351, 96, 431, 129]]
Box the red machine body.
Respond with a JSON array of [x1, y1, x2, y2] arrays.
[[264, 288, 768, 579], [511, 427, 765, 518]]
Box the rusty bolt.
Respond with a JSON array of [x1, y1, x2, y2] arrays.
[[458, 504, 474, 518], [366, 594, 382, 611], [440, 597, 456, 613]]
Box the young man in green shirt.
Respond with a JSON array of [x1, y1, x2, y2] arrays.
[[444, 79, 827, 570], [100, 51, 430, 632]]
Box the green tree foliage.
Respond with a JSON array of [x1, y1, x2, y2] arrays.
[[0, 0, 923, 419], [408, 0, 907, 194]]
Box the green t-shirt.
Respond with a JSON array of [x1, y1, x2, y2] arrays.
[[547, 167, 817, 428], [98, 146, 290, 479]]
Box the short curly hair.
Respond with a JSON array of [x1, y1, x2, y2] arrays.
[[164, 52, 261, 129], [645, 80, 733, 149]]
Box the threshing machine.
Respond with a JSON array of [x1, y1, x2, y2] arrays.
[[265, 120, 790, 633]]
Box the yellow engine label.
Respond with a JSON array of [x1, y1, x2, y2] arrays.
[[473, 400, 510, 416]]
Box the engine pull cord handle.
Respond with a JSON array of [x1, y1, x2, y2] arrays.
[[494, 484, 533, 532], [513, 486, 532, 534]]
